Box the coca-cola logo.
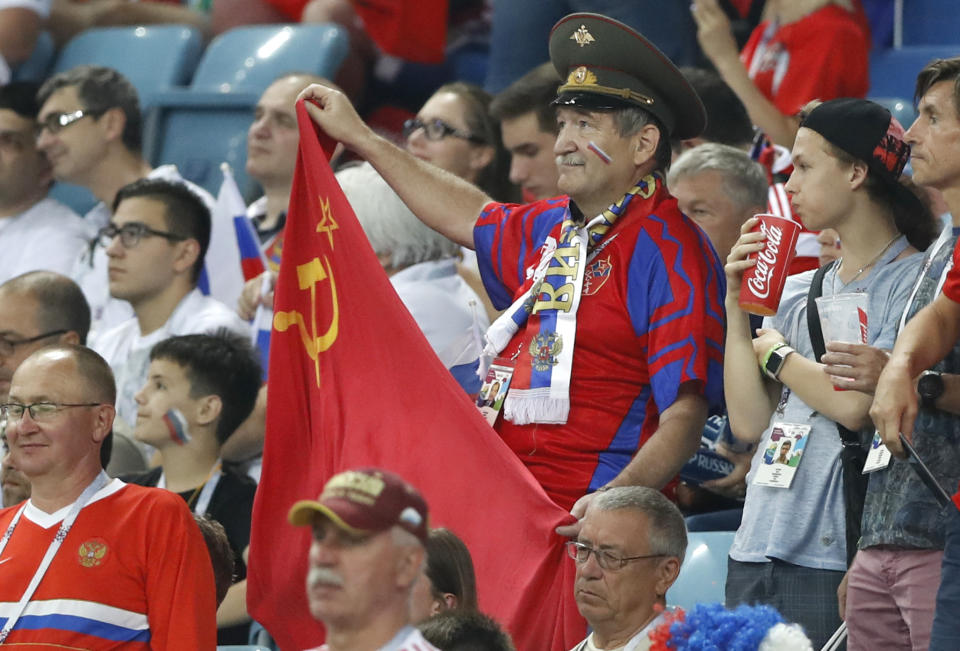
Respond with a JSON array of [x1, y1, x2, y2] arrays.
[[746, 222, 783, 298]]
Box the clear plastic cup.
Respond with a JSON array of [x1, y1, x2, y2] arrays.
[[816, 293, 869, 390]]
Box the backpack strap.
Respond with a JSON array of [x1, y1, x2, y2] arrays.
[[806, 261, 835, 363]]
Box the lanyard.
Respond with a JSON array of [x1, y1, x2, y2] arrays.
[[899, 229, 955, 332], [158, 460, 222, 517], [0, 470, 111, 643]]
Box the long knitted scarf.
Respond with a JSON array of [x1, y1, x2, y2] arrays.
[[481, 172, 666, 425]]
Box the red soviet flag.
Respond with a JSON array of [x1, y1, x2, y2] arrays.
[[247, 101, 585, 651]]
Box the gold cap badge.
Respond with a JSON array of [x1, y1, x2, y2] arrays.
[[568, 66, 598, 87], [570, 25, 595, 47]]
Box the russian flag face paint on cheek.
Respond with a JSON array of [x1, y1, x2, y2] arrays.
[[163, 408, 191, 445], [588, 140, 612, 164]]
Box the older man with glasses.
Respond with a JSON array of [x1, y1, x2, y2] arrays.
[[0, 344, 217, 648], [88, 177, 246, 430], [35, 65, 216, 335], [566, 486, 686, 651]]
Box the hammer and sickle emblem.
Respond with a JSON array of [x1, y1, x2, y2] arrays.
[[274, 256, 339, 387]]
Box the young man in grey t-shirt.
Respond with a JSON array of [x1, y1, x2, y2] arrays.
[[721, 98, 936, 647]]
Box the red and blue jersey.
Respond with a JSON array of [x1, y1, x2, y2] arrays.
[[474, 192, 726, 510]]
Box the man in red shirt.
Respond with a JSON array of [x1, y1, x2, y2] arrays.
[[0, 344, 216, 649], [298, 13, 726, 522]]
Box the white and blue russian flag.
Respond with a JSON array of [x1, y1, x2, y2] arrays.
[[252, 281, 273, 382], [198, 164, 268, 309]]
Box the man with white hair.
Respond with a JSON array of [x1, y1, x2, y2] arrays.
[[668, 143, 768, 263], [288, 467, 440, 651], [241, 161, 488, 359], [567, 486, 686, 650], [337, 162, 489, 362], [667, 143, 767, 518]]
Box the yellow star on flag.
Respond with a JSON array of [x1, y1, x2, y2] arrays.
[[316, 195, 339, 248]]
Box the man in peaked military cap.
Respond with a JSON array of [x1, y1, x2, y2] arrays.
[[298, 13, 726, 530]]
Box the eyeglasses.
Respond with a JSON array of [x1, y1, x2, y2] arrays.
[[0, 330, 68, 358], [35, 108, 106, 138], [97, 222, 188, 249], [565, 541, 666, 571], [1, 401, 103, 423], [402, 117, 485, 144]]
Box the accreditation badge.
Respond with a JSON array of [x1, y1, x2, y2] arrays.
[[862, 430, 893, 473], [752, 422, 811, 489], [476, 357, 515, 426]]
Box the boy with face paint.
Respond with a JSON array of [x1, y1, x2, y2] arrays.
[[121, 330, 262, 644]]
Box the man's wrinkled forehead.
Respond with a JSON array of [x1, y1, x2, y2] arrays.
[[555, 105, 615, 122]]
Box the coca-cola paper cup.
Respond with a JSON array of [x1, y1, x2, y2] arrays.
[[738, 214, 801, 316]]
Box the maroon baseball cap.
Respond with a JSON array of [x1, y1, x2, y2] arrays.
[[288, 468, 429, 544]]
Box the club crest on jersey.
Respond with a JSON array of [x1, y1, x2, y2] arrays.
[[530, 333, 563, 371], [583, 256, 612, 296], [78, 538, 109, 568]]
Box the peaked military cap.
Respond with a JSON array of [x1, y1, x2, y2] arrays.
[[549, 13, 706, 140]]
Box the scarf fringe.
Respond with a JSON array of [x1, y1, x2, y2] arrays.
[[504, 387, 570, 425]]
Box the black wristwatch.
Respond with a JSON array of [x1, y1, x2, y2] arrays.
[[918, 370, 945, 409]]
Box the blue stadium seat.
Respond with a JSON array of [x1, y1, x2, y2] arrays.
[[190, 24, 348, 94], [667, 531, 735, 612], [12, 30, 55, 83], [903, 0, 960, 46], [870, 97, 918, 130], [51, 25, 204, 106], [150, 23, 349, 197], [869, 46, 960, 99]]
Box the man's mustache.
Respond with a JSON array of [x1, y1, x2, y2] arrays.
[[307, 566, 344, 588]]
